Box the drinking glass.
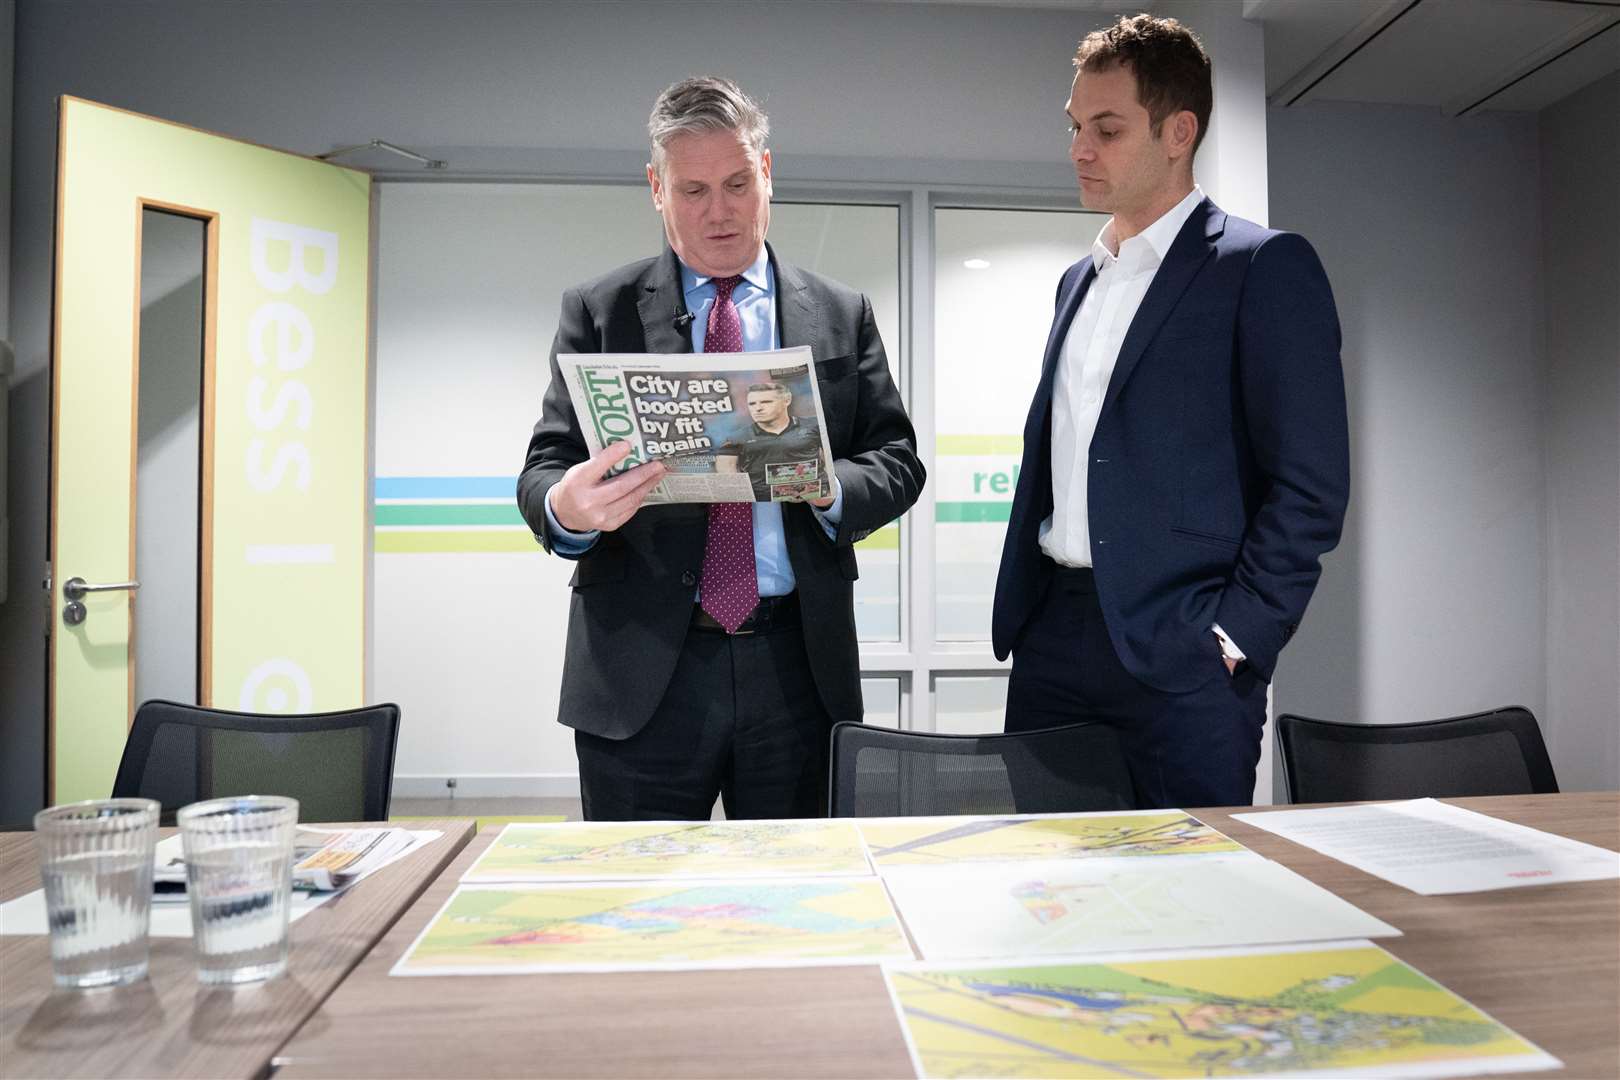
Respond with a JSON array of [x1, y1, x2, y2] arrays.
[[33, 798, 161, 988], [177, 795, 299, 984]]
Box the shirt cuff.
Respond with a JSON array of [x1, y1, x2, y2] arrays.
[[544, 486, 601, 554], [810, 476, 843, 539], [1211, 623, 1246, 663]]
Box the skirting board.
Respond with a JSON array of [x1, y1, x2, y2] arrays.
[[393, 774, 580, 799]]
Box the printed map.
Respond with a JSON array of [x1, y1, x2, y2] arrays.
[[862, 812, 1243, 868], [463, 820, 871, 881], [395, 878, 912, 974], [886, 944, 1556, 1078]]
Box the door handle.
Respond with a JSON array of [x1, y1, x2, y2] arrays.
[[62, 576, 141, 626]]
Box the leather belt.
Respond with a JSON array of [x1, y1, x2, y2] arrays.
[[1046, 559, 1097, 594], [690, 592, 801, 635]]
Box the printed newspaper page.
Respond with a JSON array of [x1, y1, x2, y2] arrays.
[[557, 346, 835, 504]]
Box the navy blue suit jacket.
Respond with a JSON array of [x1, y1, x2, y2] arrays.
[[991, 198, 1349, 693]]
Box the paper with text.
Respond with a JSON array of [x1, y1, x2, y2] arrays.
[[1233, 798, 1619, 894]]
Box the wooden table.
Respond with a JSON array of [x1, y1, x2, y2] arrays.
[[271, 793, 1618, 1079], [0, 819, 474, 1079]]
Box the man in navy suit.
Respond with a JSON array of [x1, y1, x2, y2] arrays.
[[992, 14, 1350, 808]]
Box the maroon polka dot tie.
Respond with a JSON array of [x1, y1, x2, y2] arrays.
[[699, 275, 758, 634]]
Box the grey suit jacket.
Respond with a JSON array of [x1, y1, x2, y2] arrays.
[[517, 245, 925, 740]]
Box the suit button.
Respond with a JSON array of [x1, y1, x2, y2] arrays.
[[681, 571, 696, 587]]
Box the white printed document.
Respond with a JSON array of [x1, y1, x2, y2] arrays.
[[881, 853, 1399, 961], [1233, 798, 1620, 894]]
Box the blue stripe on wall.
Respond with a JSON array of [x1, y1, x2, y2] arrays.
[[375, 476, 516, 500]]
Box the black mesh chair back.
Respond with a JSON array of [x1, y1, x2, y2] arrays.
[[828, 721, 1136, 817], [111, 699, 401, 823], [1277, 706, 1558, 804]]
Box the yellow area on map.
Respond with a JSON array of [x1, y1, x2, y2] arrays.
[[463, 820, 872, 882], [862, 812, 1243, 867], [887, 944, 1553, 1078], [396, 879, 912, 974]]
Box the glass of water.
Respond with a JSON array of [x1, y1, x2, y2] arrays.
[[33, 798, 161, 989], [177, 795, 299, 984]]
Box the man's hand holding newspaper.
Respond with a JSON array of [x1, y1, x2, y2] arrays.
[[550, 441, 668, 534]]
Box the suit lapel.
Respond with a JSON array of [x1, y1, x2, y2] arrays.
[[770, 243, 819, 350], [1099, 198, 1225, 417], [636, 248, 694, 354]]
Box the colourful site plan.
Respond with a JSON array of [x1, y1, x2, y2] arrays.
[[462, 819, 872, 882], [882, 856, 1398, 961], [861, 810, 1245, 868], [393, 877, 912, 974], [884, 942, 1558, 1078]]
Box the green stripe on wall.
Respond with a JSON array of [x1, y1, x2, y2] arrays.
[[375, 504, 525, 527], [936, 501, 1012, 523], [936, 434, 1023, 456], [376, 530, 539, 554]]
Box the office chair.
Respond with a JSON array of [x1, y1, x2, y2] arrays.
[[1277, 706, 1558, 804], [828, 720, 1136, 817], [111, 699, 401, 823]]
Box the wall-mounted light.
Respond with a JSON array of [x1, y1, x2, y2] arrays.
[[963, 258, 991, 270]]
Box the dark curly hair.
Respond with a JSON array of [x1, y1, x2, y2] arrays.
[[1075, 14, 1212, 154]]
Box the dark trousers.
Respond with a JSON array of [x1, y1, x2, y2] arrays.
[[575, 606, 832, 821], [1005, 566, 1266, 809]]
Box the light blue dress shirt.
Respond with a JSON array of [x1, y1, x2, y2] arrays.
[[544, 247, 842, 597]]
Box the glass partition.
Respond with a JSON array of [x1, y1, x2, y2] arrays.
[[932, 206, 1104, 641]]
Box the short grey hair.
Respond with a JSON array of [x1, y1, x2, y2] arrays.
[[648, 76, 770, 176]]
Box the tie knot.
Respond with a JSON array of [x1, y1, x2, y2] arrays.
[[712, 275, 744, 300]]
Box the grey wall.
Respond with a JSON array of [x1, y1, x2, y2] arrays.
[[2, 0, 14, 614], [1268, 101, 1548, 738], [1540, 71, 1620, 793], [1270, 92, 1620, 796], [2, 0, 12, 339]]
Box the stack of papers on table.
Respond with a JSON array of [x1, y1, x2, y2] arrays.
[[382, 810, 1567, 1078], [153, 825, 430, 898]]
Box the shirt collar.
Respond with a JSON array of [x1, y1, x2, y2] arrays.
[[681, 245, 772, 299], [1090, 185, 1205, 274]]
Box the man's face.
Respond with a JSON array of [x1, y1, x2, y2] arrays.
[[747, 389, 789, 425], [1065, 64, 1184, 218], [648, 129, 773, 278]]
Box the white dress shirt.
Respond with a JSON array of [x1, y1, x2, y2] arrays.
[[1038, 185, 1246, 664]]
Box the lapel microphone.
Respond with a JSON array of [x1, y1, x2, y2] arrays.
[[672, 311, 695, 330]]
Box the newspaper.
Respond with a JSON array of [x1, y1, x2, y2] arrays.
[[153, 826, 427, 897], [557, 346, 836, 504]]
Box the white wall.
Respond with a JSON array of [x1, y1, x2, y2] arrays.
[[1539, 71, 1620, 793], [0, 0, 1270, 821]]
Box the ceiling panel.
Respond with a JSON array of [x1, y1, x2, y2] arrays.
[[1258, 0, 1392, 97], [1310, 0, 1601, 106], [1477, 16, 1620, 111]]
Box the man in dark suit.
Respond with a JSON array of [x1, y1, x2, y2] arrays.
[[992, 15, 1350, 808], [518, 77, 923, 821], [716, 382, 825, 500]]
